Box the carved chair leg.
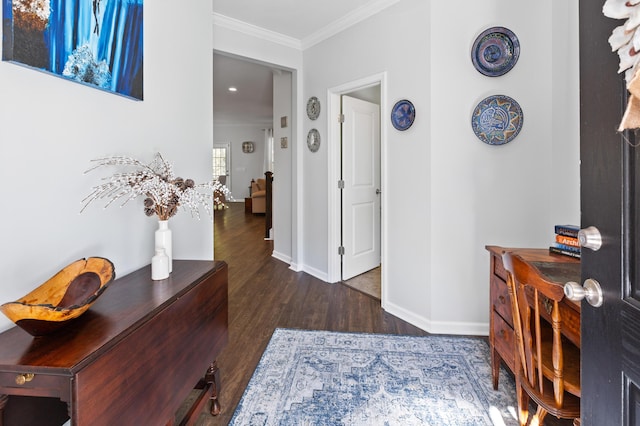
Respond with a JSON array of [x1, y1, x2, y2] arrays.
[[515, 380, 529, 426], [530, 406, 547, 426], [206, 361, 221, 416]]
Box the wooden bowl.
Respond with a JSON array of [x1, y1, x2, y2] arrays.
[[0, 257, 115, 337]]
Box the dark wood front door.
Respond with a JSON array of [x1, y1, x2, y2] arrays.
[[580, 2, 640, 424]]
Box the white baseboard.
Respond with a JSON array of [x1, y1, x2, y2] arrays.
[[383, 300, 489, 337], [272, 250, 291, 264], [301, 264, 330, 283]]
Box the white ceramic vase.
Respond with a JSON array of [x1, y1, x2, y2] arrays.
[[151, 248, 169, 280], [155, 220, 173, 273]]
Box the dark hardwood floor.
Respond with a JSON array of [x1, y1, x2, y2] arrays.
[[193, 203, 572, 425], [194, 203, 428, 425]]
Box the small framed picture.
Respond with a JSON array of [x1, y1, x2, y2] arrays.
[[281, 116, 288, 128]]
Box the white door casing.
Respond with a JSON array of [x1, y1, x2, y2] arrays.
[[341, 95, 381, 280]]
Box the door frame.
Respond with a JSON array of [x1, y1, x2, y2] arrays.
[[327, 72, 387, 303]]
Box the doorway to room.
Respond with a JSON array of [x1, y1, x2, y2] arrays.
[[212, 50, 296, 266], [328, 73, 386, 302]]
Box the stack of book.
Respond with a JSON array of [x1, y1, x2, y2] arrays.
[[549, 224, 581, 259]]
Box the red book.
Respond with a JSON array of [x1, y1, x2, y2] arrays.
[[555, 234, 580, 248]]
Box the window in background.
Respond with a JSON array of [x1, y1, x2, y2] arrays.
[[212, 144, 230, 188]]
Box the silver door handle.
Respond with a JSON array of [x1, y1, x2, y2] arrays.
[[578, 226, 602, 251], [564, 279, 603, 307], [376, 189, 381, 195]]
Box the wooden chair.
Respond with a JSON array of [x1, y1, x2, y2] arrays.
[[502, 252, 581, 426]]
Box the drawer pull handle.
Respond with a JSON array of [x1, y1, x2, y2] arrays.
[[15, 373, 34, 385], [498, 295, 506, 304]]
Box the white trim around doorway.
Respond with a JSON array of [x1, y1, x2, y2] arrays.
[[326, 72, 388, 309]]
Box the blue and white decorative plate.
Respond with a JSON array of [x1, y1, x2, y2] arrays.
[[471, 95, 523, 145], [471, 27, 520, 77], [391, 99, 415, 131]]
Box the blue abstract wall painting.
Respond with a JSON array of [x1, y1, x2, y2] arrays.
[[2, 0, 143, 100]]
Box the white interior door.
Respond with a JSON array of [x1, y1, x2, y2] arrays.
[[341, 95, 381, 280]]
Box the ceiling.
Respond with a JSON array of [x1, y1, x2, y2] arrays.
[[212, 0, 398, 126], [213, 53, 275, 126]]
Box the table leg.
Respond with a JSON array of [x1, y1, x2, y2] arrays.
[[206, 361, 221, 416], [0, 394, 7, 426], [491, 348, 501, 390]]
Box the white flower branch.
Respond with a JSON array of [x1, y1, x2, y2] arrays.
[[81, 153, 230, 220]]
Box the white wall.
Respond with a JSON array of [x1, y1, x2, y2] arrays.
[[303, 0, 580, 334], [303, 0, 432, 321], [273, 72, 293, 263], [212, 0, 580, 335], [0, 1, 214, 332], [215, 125, 266, 200], [428, 1, 579, 332]]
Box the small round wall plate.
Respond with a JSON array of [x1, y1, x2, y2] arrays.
[[471, 95, 523, 145], [306, 96, 321, 120], [471, 27, 520, 77], [307, 128, 321, 152], [391, 99, 415, 131]]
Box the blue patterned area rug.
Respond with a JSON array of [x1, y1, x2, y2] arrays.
[[229, 329, 518, 425]]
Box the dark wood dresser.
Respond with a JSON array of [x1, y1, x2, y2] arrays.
[[485, 246, 580, 389], [0, 260, 228, 426]]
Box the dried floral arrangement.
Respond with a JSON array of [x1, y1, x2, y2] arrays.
[[81, 153, 230, 220]]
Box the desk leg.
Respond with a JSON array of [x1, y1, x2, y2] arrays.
[[206, 361, 221, 416], [490, 347, 501, 390], [0, 394, 7, 426]]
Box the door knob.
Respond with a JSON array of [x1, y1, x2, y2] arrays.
[[578, 226, 602, 251], [376, 189, 381, 195], [564, 279, 603, 307]]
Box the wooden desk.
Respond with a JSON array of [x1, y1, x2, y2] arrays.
[[0, 260, 228, 426], [486, 246, 580, 389]]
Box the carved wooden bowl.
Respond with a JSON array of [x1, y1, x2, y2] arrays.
[[0, 257, 115, 336]]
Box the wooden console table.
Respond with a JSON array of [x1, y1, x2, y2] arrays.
[[0, 260, 228, 426], [485, 246, 580, 389]]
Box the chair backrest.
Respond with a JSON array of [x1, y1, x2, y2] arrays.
[[502, 252, 580, 412]]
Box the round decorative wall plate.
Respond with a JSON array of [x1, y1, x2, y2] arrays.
[[307, 128, 321, 152], [471, 27, 520, 77], [306, 96, 321, 120], [471, 95, 523, 145], [390, 99, 415, 131]]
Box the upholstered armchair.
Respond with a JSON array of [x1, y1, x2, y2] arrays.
[[251, 178, 266, 214]]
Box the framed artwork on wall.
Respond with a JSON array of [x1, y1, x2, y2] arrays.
[[2, 0, 144, 100], [242, 141, 255, 153]]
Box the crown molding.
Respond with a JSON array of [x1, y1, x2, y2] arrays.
[[301, 0, 401, 50], [213, 0, 400, 52], [213, 13, 302, 50], [214, 119, 273, 128]]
